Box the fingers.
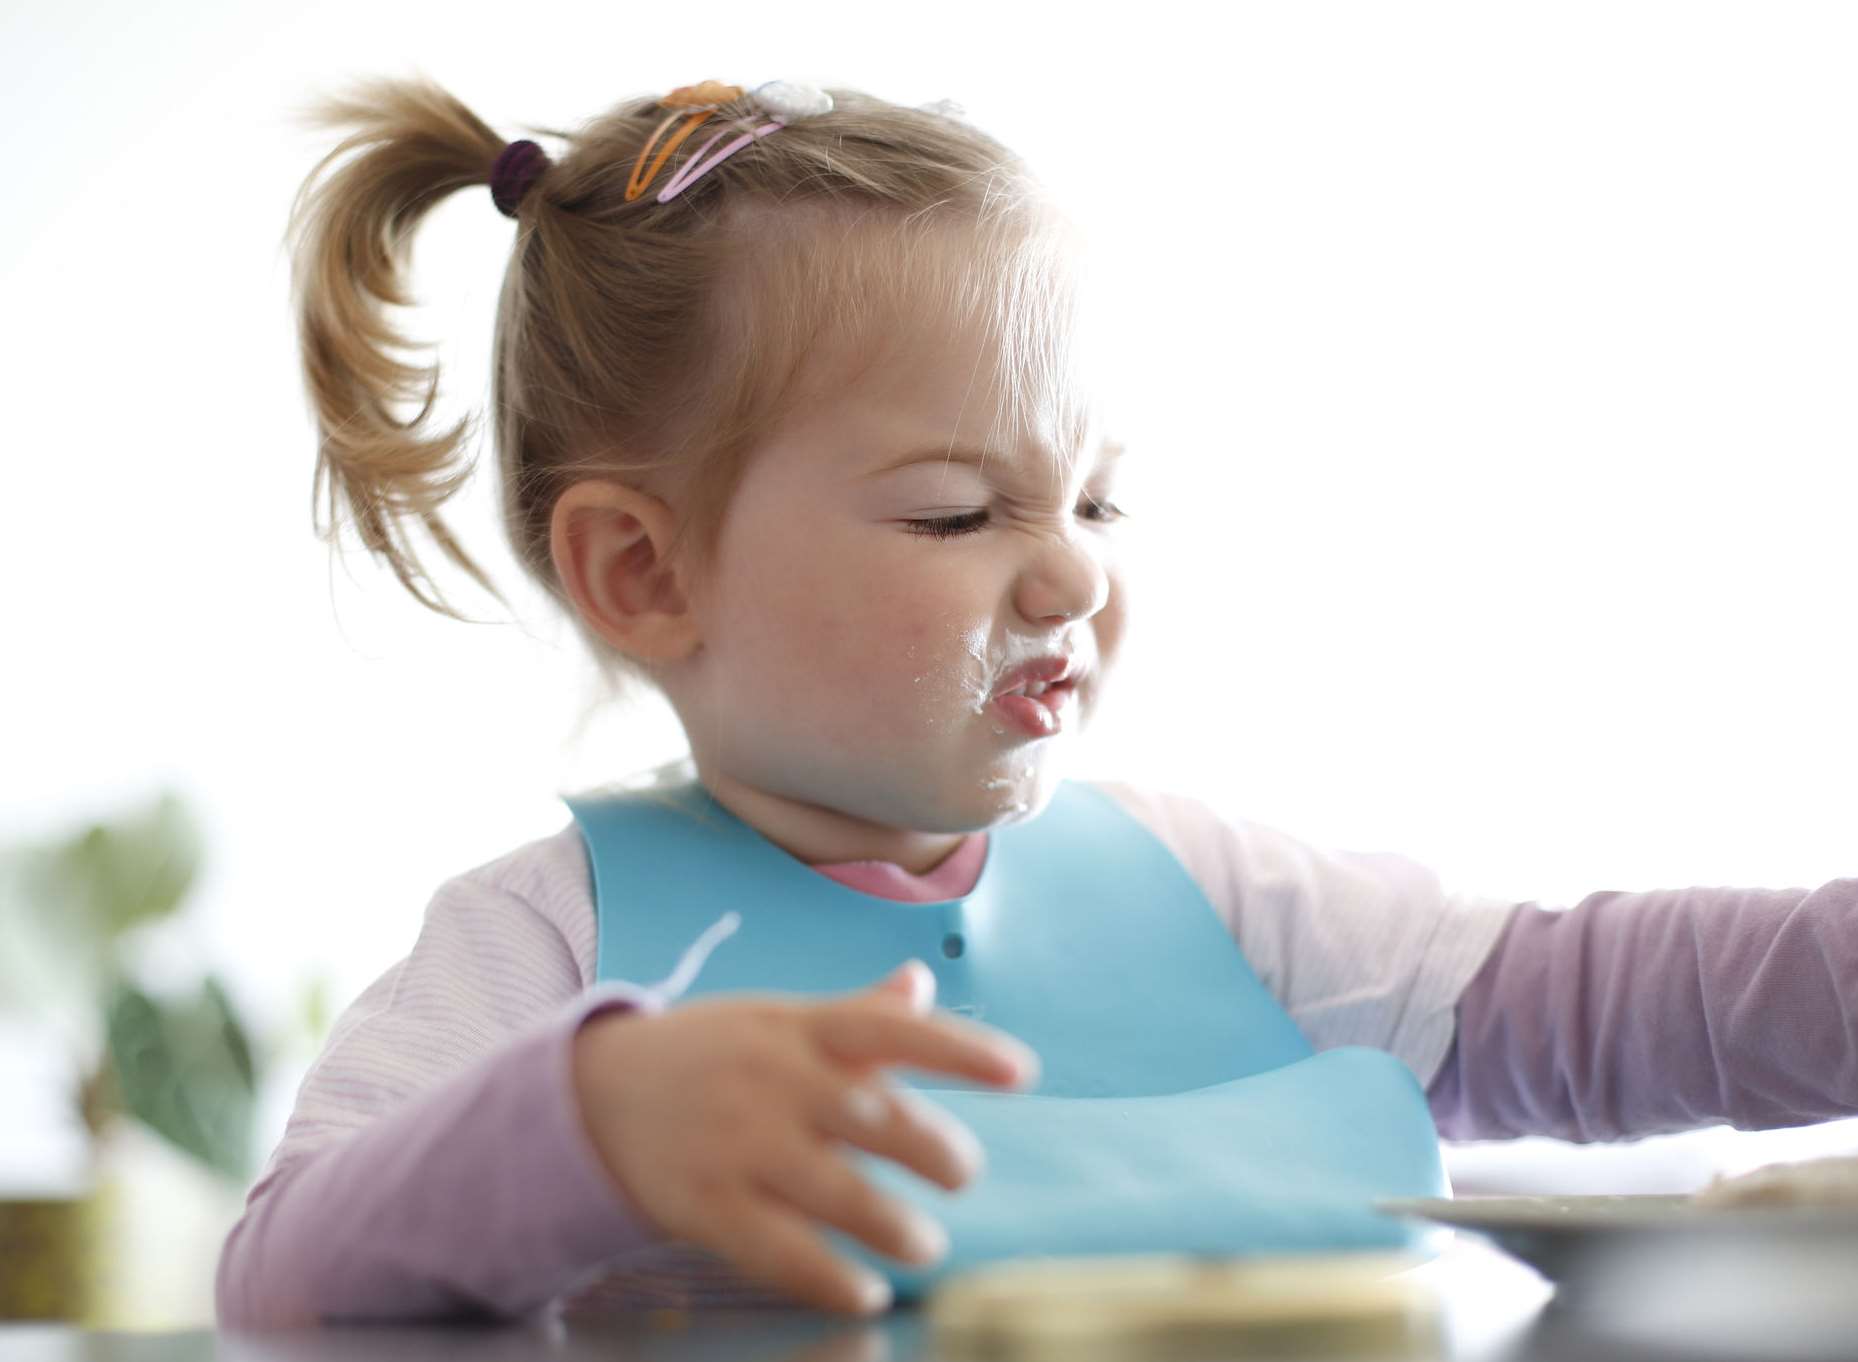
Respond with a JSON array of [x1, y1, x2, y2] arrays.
[[756, 1130, 949, 1270], [803, 1065, 985, 1191], [812, 1005, 1039, 1089], [689, 1188, 897, 1316], [865, 959, 934, 1013]]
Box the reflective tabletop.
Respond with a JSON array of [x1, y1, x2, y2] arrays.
[[1, 1235, 1827, 1362]]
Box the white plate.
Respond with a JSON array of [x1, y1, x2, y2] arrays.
[[1377, 1194, 1858, 1283]]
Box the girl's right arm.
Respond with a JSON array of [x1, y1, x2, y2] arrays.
[[215, 857, 663, 1328], [218, 990, 666, 1326]]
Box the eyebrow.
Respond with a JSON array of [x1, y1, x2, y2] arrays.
[[863, 438, 1126, 480]]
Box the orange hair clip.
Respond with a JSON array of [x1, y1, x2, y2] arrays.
[[625, 81, 746, 202]]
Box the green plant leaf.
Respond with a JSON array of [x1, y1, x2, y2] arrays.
[[300, 973, 331, 1045], [21, 790, 203, 945], [0, 846, 105, 1023], [104, 973, 256, 1182]]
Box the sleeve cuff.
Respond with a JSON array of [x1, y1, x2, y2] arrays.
[[526, 987, 673, 1273]]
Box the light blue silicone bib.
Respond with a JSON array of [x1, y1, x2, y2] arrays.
[[566, 778, 1444, 1299]]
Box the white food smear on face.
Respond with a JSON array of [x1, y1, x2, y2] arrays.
[[905, 626, 991, 727], [905, 615, 1040, 811], [979, 761, 1036, 815], [961, 625, 993, 714], [905, 642, 937, 726]]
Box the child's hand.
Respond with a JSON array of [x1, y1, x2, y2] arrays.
[[570, 960, 1039, 1316]]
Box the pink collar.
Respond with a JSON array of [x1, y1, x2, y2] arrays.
[[809, 833, 988, 902]]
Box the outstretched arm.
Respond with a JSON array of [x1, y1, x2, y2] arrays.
[[1428, 880, 1858, 1143]]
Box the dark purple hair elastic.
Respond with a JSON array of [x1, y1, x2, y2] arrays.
[[490, 139, 549, 218]]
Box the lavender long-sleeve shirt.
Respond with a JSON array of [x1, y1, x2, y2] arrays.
[[216, 779, 1858, 1326]]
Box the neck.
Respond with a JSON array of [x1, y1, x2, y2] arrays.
[[695, 767, 969, 875]]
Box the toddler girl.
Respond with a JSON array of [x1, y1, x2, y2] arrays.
[[219, 74, 1858, 1328]]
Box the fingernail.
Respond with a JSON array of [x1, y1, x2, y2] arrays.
[[951, 1124, 986, 1178], [845, 1085, 888, 1128], [894, 1090, 984, 1173], [902, 960, 932, 1012], [904, 1214, 949, 1264], [857, 1272, 893, 1313], [1004, 1042, 1040, 1085]]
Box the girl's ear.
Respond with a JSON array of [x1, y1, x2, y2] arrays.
[[549, 479, 701, 664]]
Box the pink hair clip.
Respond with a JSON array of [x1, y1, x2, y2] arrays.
[[655, 79, 834, 204]]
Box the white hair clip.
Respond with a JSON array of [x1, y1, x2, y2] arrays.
[[750, 80, 835, 121]]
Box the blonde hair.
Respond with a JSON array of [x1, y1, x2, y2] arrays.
[[285, 75, 1093, 704]]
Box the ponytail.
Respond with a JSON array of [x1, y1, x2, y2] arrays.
[[284, 75, 515, 620]]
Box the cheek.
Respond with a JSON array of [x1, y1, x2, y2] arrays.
[[719, 531, 953, 686], [857, 565, 994, 727], [700, 527, 844, 690], [1078, 564, 1132, 716], [1099, 566, 1131, 661]]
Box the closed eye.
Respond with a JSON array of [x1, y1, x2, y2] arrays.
[[905, 510, 990, 541], [905, 498, 1129, 542]]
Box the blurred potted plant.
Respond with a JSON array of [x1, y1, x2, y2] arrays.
[[0, 790, 324, 1322]]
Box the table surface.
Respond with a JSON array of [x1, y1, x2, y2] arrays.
[[0, 1237, 1734, 1362]]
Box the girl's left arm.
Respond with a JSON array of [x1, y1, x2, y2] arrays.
[[1428, 880, 1858, 1142]]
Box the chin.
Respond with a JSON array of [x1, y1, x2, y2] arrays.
[[969, 769, 1062, 827], [861, 743, 1070, 833]]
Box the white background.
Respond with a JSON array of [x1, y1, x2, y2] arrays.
[[3, 1, 1855, 1195]]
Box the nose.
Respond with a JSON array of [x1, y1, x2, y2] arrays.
[[1015, 525, 1110, 624]]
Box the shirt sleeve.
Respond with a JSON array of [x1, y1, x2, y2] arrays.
[[1086, 780, 1518, 1088], [216, 831, 671, 1327], [1428, 880, 1858, 1143]]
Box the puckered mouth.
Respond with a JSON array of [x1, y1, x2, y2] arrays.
[[991, 655, 1081, 700]]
